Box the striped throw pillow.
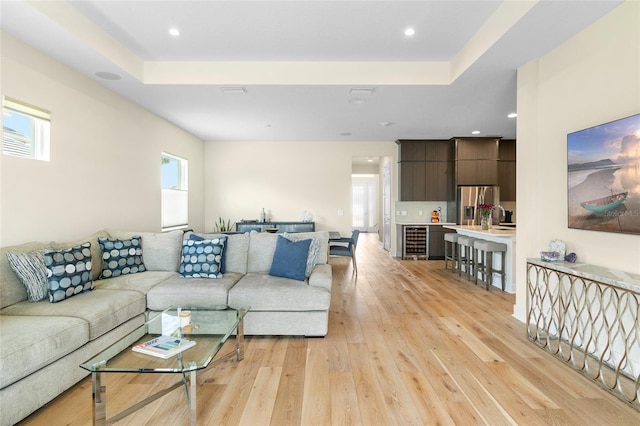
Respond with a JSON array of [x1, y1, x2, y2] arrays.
[[6, 250, 48, 302]]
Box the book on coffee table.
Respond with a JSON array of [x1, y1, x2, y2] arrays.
[[132, 335, 196, 359]]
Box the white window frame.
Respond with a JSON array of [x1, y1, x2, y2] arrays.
[[2, 97, 51, 161], [161, 152, 189, 231]]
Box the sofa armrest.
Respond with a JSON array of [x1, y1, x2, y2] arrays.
[[308, 263, 332, 292]]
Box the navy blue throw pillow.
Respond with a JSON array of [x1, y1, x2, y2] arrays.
[[269, 235, 312, 281]]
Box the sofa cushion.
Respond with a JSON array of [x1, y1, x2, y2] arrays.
[[269, 236, 311, 281], [179, 239, 225, 278], [98, 236, 145, 279], [44, 243, 94, 303], [247, 231, 278, 273], [146, 272, 244, 311], [50, 230, 110, 281], [94, 271, 176, 294], [107, 230, 184, 272], [228, 273, 331, 311], [186, 232, 248, 274], [6, 249, 49, 302], [1, 289, 146, 340], [0, 315, 88, 389], [1, 241, 49, 309]]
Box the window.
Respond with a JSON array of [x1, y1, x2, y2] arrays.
[[161, 153, 188, 230], [2, 97, 50, 161]]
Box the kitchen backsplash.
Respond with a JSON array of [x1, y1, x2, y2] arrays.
[[395, 201, 516, 224], [396, 201, 448, 223]]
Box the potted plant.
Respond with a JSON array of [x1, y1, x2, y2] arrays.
[[213, 217, 234, 233]]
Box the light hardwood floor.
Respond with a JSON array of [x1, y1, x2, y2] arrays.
[[20, 233, 640, 425]]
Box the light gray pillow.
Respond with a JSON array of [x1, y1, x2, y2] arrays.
[[108, 230, 184, 272], [6, 250, 48, 302]]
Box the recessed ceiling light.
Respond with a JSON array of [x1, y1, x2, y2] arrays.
[[220, 87, 247, 94], [350, 87, 375, 95], [507, 112, 518, 118], [169, 28, 180, 37], [348, 98, 366, 105], [95, 71, 121, 80], [472, 130, 481, 135], [380, 121, 393, 127], [340, 132, 352, 136], [404, 27, 415, 37]]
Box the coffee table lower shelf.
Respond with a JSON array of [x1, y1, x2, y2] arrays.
[[92, 344, 243, 425], [81, 306, 248, 426]]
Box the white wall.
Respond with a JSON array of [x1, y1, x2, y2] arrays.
[[0, 33, 205, 246], [514, 1, 640, 320], [203, 141, 398, 251]]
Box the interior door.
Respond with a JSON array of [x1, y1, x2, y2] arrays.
[[352, 180, 378, 233]]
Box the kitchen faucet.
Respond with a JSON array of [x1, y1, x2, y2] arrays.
[[496, 205, 506, 222]]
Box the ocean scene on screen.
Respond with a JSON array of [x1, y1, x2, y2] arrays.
[[567, 114, 640, 234]]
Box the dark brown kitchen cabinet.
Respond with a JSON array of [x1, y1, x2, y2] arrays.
[[400, 162, 427, 201], [498, 139, 516, 201], [456, 159, 499, 186], [425, 161, 449, 200], [455, 137, 499, 160], [399, 141, 426, 161], [453, 137, 499, 186], [398, 140, 450, 201], [499, 139, 516, 161]]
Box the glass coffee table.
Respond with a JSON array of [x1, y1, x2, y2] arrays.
[[80, 305, 248, 426]]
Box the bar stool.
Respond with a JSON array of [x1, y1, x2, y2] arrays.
[[474, 240, 507, 290], [444, 232, 460, 272], [457, 236, 478, 281]]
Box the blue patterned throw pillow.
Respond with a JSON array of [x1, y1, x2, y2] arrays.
[[188, 234, 228, 273], [44, 242, 94, 303], [98, 236, 145, 279], [179, 238, 225, 278]]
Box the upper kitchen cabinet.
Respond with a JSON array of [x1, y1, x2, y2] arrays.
[[498, 139, 516, 201], [455, 137, 499, 160], [397, 140, 450, 201], [453, 137, 500, 186], [399, 140, 448, 162], [399, 140, 427, 161]]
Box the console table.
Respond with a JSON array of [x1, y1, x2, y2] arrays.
[[236, 221, 314, 233], [526, 258, 640, 410]]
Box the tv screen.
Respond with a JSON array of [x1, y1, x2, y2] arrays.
[[567, 113, 640, 235]]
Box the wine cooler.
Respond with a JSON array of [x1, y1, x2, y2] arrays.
[[402, 226, 427, 260]]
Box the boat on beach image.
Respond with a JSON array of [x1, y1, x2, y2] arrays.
[[580, 191, 628, 212]]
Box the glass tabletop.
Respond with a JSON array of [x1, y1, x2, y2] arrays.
[[80, 305, 249, 374]]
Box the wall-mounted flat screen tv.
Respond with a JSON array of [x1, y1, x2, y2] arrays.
[[567, 113, 640, 235]]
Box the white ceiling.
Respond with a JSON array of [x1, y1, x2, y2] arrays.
[[0, 1, 622, 142]]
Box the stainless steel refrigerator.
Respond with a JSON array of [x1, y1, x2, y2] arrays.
[[457, 186, 500, 225]]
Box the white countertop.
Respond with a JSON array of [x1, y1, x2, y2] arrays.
[[443, 225, 516, 237]]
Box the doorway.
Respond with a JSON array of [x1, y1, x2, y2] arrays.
[[352, 178, 378, 233]]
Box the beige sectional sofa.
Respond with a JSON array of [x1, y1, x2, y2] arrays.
[[0, 229, 331, 425]]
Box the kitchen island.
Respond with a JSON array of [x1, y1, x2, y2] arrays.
[[443, 225, 516, 293]]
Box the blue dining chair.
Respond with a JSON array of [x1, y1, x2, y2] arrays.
[[329, 230, 360, 274]]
